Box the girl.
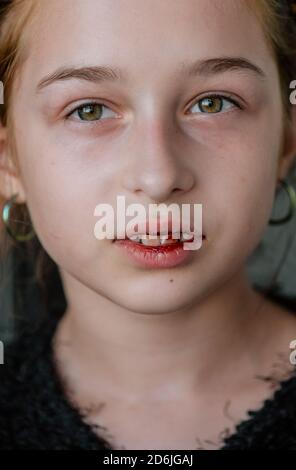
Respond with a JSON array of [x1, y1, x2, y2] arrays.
[[0, 0, 296, 450]]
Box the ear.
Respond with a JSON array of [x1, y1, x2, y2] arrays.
[[0, 124, 27, 203], [277, 106, 296, 183]]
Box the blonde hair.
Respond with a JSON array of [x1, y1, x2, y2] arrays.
[[0, 0, 37, 262]]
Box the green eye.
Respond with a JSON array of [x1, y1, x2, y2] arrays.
[[189, 95, 239, 114], [199, 96, 223, 113], [77, 103, 103, 121], [68, 102, 117, 123]]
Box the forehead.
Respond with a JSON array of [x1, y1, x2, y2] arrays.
[[19, 0, 276, 88]]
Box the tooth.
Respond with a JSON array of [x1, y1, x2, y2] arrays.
[[129, 233, 186, 246], [159, 236, 178, 245], [160, 235, 169, 245], [171, 232, 181, 240], [140, 236, 161, 246], [129, 234, 142, 242], [180, 232, 193, 242]]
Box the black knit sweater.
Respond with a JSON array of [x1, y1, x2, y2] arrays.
[[0, 311, 296, 450]]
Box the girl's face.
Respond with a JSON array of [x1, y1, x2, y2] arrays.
[[6, 0, 296, 313]]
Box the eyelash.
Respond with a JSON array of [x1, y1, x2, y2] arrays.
[[65, 101, 117, 126], [65, 93, 242, 126], [187, 93, 242, 115]]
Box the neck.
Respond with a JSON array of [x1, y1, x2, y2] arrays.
[[53, 268, 267, 403]]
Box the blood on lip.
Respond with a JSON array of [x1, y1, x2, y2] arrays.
[[113, 232, 206, 245], [113, 231, 206, 268]]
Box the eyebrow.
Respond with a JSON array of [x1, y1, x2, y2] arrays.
[[36, 65, 122, 91], [182, 56, 266, 80], [36, 56, 266, 92]]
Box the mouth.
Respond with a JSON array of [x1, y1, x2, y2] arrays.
[[113, 232, 206, 247], [113, 231, 205, 269]]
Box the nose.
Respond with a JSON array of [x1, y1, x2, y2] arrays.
[[121, 118, 195, 203]]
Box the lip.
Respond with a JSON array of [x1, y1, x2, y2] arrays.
[[113, 234, 206, 269]]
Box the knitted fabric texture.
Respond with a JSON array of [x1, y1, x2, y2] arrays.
[[0, 311, 296, 450]]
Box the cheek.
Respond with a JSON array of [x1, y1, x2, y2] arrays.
[[210, 165, 277, 267], [202, 127, 280, 258], [16, 147, 114, 268]]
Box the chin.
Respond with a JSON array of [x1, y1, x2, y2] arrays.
[[112, 287, 198, 315]]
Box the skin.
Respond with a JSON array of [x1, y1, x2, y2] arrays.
[[1, 0, 296, 449]]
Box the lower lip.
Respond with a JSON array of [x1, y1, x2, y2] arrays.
[[113, 236, 205, 269]]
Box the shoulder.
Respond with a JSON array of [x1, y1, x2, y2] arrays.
[[223, 291, 296, 449], [0, 315, 109, 450], [0, 335, 27, 448], [0, 317, 60, 449], [222, 366, 296, 449]]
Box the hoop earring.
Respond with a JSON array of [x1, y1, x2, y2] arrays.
[[268, 179, 296, 225], [2, 193, 36, 242]]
